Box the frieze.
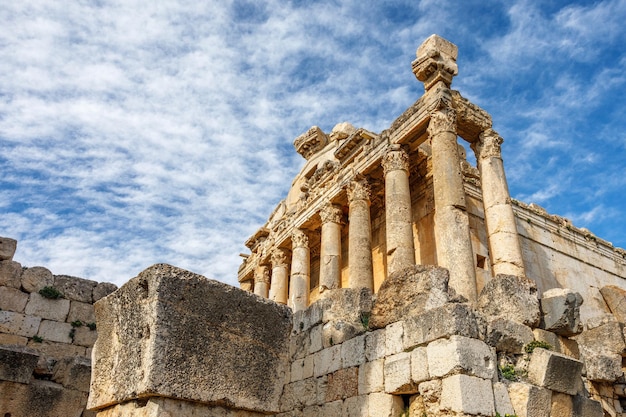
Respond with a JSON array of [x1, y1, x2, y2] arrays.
[[294, 126, 329, 160]]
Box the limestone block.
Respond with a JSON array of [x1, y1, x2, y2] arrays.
[[309, 324, 323, 353], [485, 317, 534, 353], [575, 321, 625, 382], [0, 333, 28, 346], [38, 320, 73, 344], [540, 288, 584, 336], [92, 281, 117, 302], [316, 375, 328, 405], [303, 405, 320, 417], [508, 382, 551, 417], [572, 395, 603, 417], [477, 274, 540, 327], [0, 380, 88, 417], [67, 301, 96, 324], [385, 321, 404, 355], [26, 340, 87, 362], [290, 378, 318, 408], [320, 287, 372, 325], [384, 351, 415, 394], [320, 400, 342, 416], [21, 266, 54, 293], [370, 265, 450, 329], [368, 392, 405, 417], [527, 348, 583, 394], [313, 344, 342, 377], [358, 358, 384, 394], [52, 356, 91, 392], [403, 303, 479, 349], [293, 300, 323, 333], [342, 395, 368, 417], [87, 264, 292, 414], [533, 328, 580, 358], [0, 260, 22, 288], [25, 292, 70, 321], [493, 381, 516, 416], [427, 335, 496, 379], [0, 345, 39, 383], [365, 328, 386, 361], [341, 333, 365, 368], [0, 286, 29, 312], [54, 275, 97, 303], [325, 367, 358, 401], [0, 236, 17, 260], [73, 326, 98, 347], [584, 353, 623, 382], [410, 347, 429, 384], [600, 285, 626, 323], [440, 374, 495, 416], [322, 320, 362, 348], [291, 327, 311, 359], [94, 397, 266, 417], [551, 392, 573, 417], [0, 310, 41, 337]]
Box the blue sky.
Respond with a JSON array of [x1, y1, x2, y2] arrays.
[[1, 0, 625, 287]]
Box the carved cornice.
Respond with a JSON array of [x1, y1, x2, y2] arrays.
[[347, 178, 371, 203], [382, 146, 410, 175], [292, 229, 309, 249], [452, 90, 492, 141], [472, 128, 503, 160], [320, 203, 343, 225], [294, 126, 329, 160], [271, 248, 290, 268], [427, 107, 457, 136]]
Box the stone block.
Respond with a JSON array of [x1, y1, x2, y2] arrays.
[[600, 285, 626, 323], [410, 346, 429, 384], [303, 405, 320, 417], [73, 326, 98, 347], [26, 340, 87, 362], [322, 320, 362, 348], [0, 345, 39, 383], [485, 317, 534, 353], [94, 397, 266, 417], [385, 321, 404, 355], [0, 333, 28, 345], [313, 344, 341, 377], [572, 395, 603, 417], [365, 328, 386, 361], [440, 374, 495, 416], [551, 392, 573, 417], [25, 292, 70, 321], [533, 328, 580, 358], [368, 392, 405, 417], [370, 265, 450, 329], [0, 236, 17, 260], [320, 400, 342, 416], [52, 356, 92, 392], [527, 348, 583, 394], [427, 335, 496, 379], [291, 327, 311, 359], [320, 287, 372, 325], [384, 351, 415, 394], [309, 324, 323, 353], [92, 281, 117, 302], [493, 381, 516, 416], [67, 301, 96, 324], [508, 382, 551, 417], [87, 264, 292, 414], [0, 380, 88, 417], [540, 288, 584, 336], [342, 395, 368, 417], [316, 375, 328, 405], [21, 266, 54, 293], [37, 320, 73, 344], [326, 367, 358, 401], [358, 358, 384, 394], [0, 310, 41, 337], [575, 321, 625, 382], [584, 353, 623, 382], [341, 333, 365, 368], [54, 275, 97, 303], [0, 260, 22, 288], [0, 286, 29, 312], [477, 274, 540, 327], [294, 300, 323, 333], [403, 303, 479, 349], [291, 378, 318, 408]]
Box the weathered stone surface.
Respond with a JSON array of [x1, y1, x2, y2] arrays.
[[370, 265, 450, 328], [37, 320, 73, 344], [440, 374, 495, 416], [527, 348, 583, 395], [572, 395, 604, 417], [21, 266, 54, 293], [342, 395, 368, 417], [52, 356, 92, 392], [0, 310, 41, 337], [67, 301, 96, 324], [25, 292, 70, 321], [574, 321, 625, 382], [367, 392, 405, 417], [365, 328, 386, 361], [532, 328, 580, 358], [92, 281, 118, 302], [477, 274, 540, 327], [25, 340, 87, 362], [427, 335, 496, 379], [540, 288, 584, 336], [551, 392, 573, 417], [493, 381, 516, 416], [358, 358, 384, 394], [326, 367, 358, 401], [313, 344, 342, 377], [385, 321, 404, 355], [600, 285, 626, 323], [384, 351, 414, 394], [0, 286, 29, 313], [508, 382, 551, 417], [0, 333, 28, 346], [0, 380, 88, 417], [410, 346, 429, 384], [54, 275, 97, 303], [0, 236, 17, 260], [0, 345, 39, 383], [403, 303, 480, 349], [584, 354, 623, 382], [87, 264, 292, 413], [341, 333, 365, 368], [485, 317, 534, 353], [320, 287, 372, 325], [0, 260, 22, 288], [94, 397, 266, 417]]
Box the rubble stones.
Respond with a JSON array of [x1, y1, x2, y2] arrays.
[[540, 288, 584, 336], [0, 236, 17, 261], [477, 274, 541, 327]]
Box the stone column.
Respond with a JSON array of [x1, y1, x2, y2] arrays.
[[382, 145, 416, 275], [428, 107, 477, 303], [253, 264, 270, 298], [347, 178, 374, 290], [319, 203, 343, 295], [472, 129, 525, 276], [269, 248, 290, 304], [240, 280, 253, 292], [289, 229, 310, 312]]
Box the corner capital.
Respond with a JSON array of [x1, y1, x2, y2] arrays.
[[412, 34, 459, 91]]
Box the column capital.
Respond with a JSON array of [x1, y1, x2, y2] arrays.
[[271, 248, 290, 268], [320, 203, 343, 225], [382, 146, 409, 175], [254, 264, 270, 284], [427, 107, 457, 137], [292, 229, 309, 249], [347, 178, 371, 204], [412, 35, 459, 91], [472, 128, 503, 160]]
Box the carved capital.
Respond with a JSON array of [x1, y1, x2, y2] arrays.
[[347, 178, 371, 203], [320, 203, 343, 225], [427, 107, 457, 137], [294, 126, 328, 160], [472, 128, 503, 160], [254, 265, 270, 284], [382, 147, 409, 175], [292, 229, 309, 249], [271, 248, 290, 268], [412, 35, 459, 90]]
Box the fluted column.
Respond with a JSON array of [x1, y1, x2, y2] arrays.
[[347, 178, 374, 290], [319, 203, 343, 296], [289, 229, 310, 311], [429, 106, 477, 302], [382, 145, 416, 275], [269, 248, 290, 304], [472, 129, 525, 276], [253, 264, 270, 298]]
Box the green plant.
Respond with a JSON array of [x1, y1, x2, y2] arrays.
[[32, 335, 43, 343], [69, 328, 76, 341], [500, 364, 517, 381], [87, 322, 97, 331], [360, 312, 371, 329], [496, 413, 518, 417], [71, 320, 83, 327], [524, 340, 552, 354], [399, 407, 410, 417], [39, 286, 63, 299]]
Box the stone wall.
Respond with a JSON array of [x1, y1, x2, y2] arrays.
[[0, 237, 117, 417]]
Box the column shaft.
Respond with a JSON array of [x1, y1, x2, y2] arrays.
[[269, 249, 290, 304], [289, 229, 310, 312], [319, 204, 343, 295], [253, 265, 270, 298], [347, 179, 374, 290]]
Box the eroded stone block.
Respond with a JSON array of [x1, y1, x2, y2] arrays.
[[508, 382, 551, 417], [0, 260, 22, 288], [572, 395, 603, 417], [440, 374, 495, 416], [384, 351, 415, 394], [410, 346, 429, 384], [0, 286, 29, 313], [600, 285, 626, 323], [52, 356, 91, 392], [477, 274, 540, 327], [92, 282, 117, 302], [365, 328, 386, 361], [37, 320, 73, 344], [325, 367, 358, 401], [313, 344, 341, 377], [21, 266, 54, 293], [0, 380, 88, 417], [385, 321, 404, 355], [0, 310, 41, 337], [358, 358, 384, 394], [367, 392, 404, 417], [0, 236, 17, 261], [527, 348, 583, 395], [24, 292, 70, 321], [67, 301, 96, 324], [427, 335, 496, 379], [342, 395, 368, 417], [341, 333, 365, 368], [493, 381, 516, 416], [575, 321, 625, 382], [403, 303, 479, 349], [0, 345, 39, 383], [54, 275, 97, 303], [540, 288, 583, 336], [485, 317, 534, 353]]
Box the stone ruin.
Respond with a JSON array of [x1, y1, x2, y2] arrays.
[[2, 35, 626, 417]]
